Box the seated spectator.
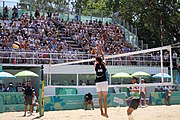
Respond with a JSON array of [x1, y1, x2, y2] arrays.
[[79, 80, 83, 86], [16, 82, 23, 92], [86, 80, 91, 85], [84, 93, 94, 110], [0, 83, 5, 92], [70, 80, 76, 86], [6, 82, 16, 92]]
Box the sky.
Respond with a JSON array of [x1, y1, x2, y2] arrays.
[[0, 0, 75, 9], [0, 0, 20, 7]]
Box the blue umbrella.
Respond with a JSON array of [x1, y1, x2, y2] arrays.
[[176, 73, 180, 84], [152, 73, 171, 79], [0, 72, 16, 78]]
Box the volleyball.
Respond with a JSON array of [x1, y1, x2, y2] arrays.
[[91, 49, 96, 54], [12, 41, 20, 49]]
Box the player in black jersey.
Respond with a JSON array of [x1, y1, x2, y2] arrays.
[[94, 47, 108, 118]]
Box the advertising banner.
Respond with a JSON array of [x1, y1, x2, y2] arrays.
[[44, 93, 127, 111]]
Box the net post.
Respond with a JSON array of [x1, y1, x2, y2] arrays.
[[169, 46, 173, 84], [39, 65, 44, 117]]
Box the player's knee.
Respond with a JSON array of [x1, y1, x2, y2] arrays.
[[127, 109, 130, 115], [127, 108, 132, 115]]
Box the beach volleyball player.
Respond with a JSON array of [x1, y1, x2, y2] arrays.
[[94, 45, 108, 118], [126, 77, 140, 120]]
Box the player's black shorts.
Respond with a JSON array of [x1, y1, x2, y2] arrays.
[[129, 99, 139, 109], [25, 95, 33, 105]]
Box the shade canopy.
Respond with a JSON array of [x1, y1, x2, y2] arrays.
[[152, 73, 171, 79], [176, 74, 180, 84], [14, 70, 39, 77], [112, 72, 132, 78], [0, 72, 16, 78], [131, 71, 151, 77]]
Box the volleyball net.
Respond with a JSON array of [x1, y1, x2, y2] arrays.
[[46, 45, 175, 89]]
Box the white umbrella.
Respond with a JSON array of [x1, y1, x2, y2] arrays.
[[152, 73, 171, 79], [0, 72, 16, 78]]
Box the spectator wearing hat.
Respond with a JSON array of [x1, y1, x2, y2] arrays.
[[6, 82, 15, 92]]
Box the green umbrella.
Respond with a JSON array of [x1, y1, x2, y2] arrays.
[[14, 70, 39, 77], [112, 72, 132, 78], [131, 71, 151, 77], [112, 72, 132, 92]]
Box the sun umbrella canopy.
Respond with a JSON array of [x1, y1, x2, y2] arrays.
[[131, 71, 151, 77], [176, 74, 180, 84], [112, 72, 132, 78], [152, 73, 171, 78], [0, 72, 16, 78], [14, 70, 39, 77]]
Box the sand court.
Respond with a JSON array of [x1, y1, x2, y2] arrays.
[[0, 105, 180, 120]]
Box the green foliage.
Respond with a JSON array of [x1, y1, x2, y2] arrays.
[[79, 0, 107, 16], [119, 0, 180, 47]]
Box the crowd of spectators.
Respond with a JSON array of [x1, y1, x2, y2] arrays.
[[0, 82, 25, 92], [0, 6, 179, 66]]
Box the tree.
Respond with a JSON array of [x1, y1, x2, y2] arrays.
[[119, 0, 180, 48], [20, 0, 68, 12]]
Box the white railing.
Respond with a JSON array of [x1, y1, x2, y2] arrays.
[[0, 51, 176, 66]]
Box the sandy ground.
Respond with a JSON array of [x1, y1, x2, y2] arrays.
[[0, 105, 180, 120]]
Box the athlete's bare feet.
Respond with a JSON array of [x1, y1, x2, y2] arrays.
[[101, 113, 108, 118]]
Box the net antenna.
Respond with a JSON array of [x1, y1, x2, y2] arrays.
[[50, 45, 173, 85]]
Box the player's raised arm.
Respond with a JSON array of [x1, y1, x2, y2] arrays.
[[98, 44, 106, 65]]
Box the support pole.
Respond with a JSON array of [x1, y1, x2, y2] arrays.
[[160, 49, 164, 84], [109, 74, 111, 85], [39, 65, 44, 117], [90, 0, 92, 21], [3, 1, 5, 17], [76, 73, 79, 86]]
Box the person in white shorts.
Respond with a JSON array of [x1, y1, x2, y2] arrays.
[[94, 48, 108, 118], [32, 94, 39, 113], [139, 79, 147, 107]]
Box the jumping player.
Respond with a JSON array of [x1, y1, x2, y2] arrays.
[[94, 47, 108, 118]]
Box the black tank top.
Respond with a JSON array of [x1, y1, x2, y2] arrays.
[[95, 63, 106, 83]]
